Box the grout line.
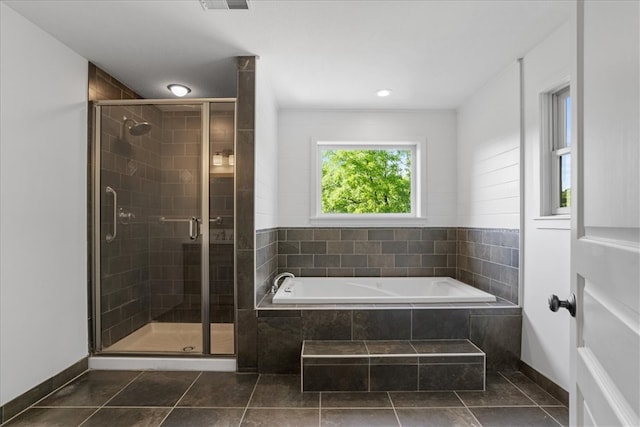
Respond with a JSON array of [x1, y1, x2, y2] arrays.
[[319, 406, 401, 410], [497, 372, 538, 407], [78, 370, 145, 427], [318, 392, 321, 427], [3, 368, 92, 424], [388, 391, 402, 427], [66, 405, 248, 409], [157, 371, 203, 426], [501, 371, 563, 406], [465, 404, 539, 408], [539, 406, 566, 427], [499, 372, 565, 426], [410, 310, 413, 340], [454, 390, 484, 427], [238, 374, 260, 426], [31, 369, 91, 408], [350, 310, 353, 340]]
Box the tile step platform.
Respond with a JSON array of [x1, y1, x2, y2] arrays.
[[301, 339, 485, 392]]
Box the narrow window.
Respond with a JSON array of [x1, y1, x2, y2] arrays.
[[312, 142, 421, 219], [552, 86, 571, 214], [542, 85, 571, 216]]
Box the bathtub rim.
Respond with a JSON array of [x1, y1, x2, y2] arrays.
[[257, 279, 518, 311], [271, 276, 495, 306]]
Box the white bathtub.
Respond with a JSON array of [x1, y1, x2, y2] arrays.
[[271, 276, 496, 304]]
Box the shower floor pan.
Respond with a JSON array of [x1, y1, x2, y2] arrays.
[[104, 322, 234, 355]]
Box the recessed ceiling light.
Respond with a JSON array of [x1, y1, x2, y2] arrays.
[[200, 0, 250, 10], [376, 89, 392, 97], [167, 84, 191, 97]]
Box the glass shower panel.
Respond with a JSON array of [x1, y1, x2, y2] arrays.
[[98, 103, 204, 354], [209, 102, 236, 355]]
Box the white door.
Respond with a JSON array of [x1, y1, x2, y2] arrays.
[[571, 1, 640, 426]]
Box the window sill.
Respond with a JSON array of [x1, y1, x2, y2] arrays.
[[310, 216, 429, 227], [532, 215, 571, 230]]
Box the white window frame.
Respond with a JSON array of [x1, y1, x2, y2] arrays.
[[310, 140, 426, 225], [540, 83, 571, 216]]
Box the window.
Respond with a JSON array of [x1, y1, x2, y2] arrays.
[[311, 141, 424, 221], [542, 85, 571, 215]]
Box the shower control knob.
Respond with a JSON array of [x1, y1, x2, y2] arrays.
[[548, 294, 576, 318], [118, 208, 135, 224]]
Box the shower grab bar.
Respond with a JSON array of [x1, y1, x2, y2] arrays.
[[157, 216, 203, 240], [188, 217, 201, 240], [158, 216, 223, 224], [158, 217, 192, 222], [105, 186, 117, 243]]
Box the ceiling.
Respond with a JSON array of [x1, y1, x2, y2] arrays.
[[5, 0, 572, 109]]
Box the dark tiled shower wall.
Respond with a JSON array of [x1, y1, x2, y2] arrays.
[[88, 63, 143, 350], [149, 109, 202, 322], [151, 243, 234, 323], [88, 63, 142, 102], [99, 103, 163, 347], [208, 109, 236, 323], [151, 109, 236, 324], [255, 227, 519, 305]]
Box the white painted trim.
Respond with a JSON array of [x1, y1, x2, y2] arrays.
[[88, 357, 236, 371], [533, 215, 571, 230], [310, 139, 427, 225], [518, 57, 525, 310]]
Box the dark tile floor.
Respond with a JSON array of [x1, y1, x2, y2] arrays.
[[1, 370, 568, 427]]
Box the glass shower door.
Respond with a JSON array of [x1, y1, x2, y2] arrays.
[[95, 102, 207, 354], [209, 102, 236, 354]]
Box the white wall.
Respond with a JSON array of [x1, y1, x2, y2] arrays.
[[457, 62, 521, 229], [255, 61, 279, 230], [277, 110, 457, 227], [0, 3, 88, 406], [521, 21, 572, 390]]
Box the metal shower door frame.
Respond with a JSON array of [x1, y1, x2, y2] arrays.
[[91, 98, 236, 356]]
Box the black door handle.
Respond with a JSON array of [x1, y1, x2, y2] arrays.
[[548, 294, 576, 317]]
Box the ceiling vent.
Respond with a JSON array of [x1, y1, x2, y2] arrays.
[[199, 0, 250, 10]]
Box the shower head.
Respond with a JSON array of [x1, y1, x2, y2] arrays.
[[129, 121, 151, 136], [121, 116, 151, 138]]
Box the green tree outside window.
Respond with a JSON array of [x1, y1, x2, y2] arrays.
[[321, 149, 411, 214]]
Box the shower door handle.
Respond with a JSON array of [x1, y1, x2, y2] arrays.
[[189, 217, 201, 240], [105, 186, 117, 243]]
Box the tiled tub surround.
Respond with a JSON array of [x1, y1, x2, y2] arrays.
[[254, 227, 521, 376], [457, 228, 519, 304], [278, 227, 458, 279], [255, 228, 278, 308], [302, 340, 485, 392], [257, 306, 522, 375], [256, 227, 520, 306]]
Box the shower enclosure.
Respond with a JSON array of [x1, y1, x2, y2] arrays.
[[92, 99, 236, 356]]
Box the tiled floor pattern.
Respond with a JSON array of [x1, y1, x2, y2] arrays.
[[1, 371, 568, 426]]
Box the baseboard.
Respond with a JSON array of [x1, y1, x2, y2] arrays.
[[518, 360, 569, 406], [88, 356, 236, 371], [0, 357, 88, 424]]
